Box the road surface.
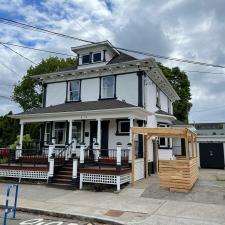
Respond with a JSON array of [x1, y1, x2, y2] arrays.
[[0, 210, 109, 225]]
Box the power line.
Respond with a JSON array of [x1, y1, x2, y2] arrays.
[[0, 41, 75, 57], [185, 70, 225, 76], [1, 17, 225, 69], [0, 43, 37, 65], [191, 104, 225, 113], [0, 95, 11, 100], [0, 61, 20, 76]]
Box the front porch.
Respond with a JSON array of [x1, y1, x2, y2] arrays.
[[3, 103, 149, 190]]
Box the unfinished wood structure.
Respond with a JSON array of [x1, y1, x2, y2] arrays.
[[131, 127, 199, 192]]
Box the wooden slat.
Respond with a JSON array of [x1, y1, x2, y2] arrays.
[[159, 157, 199, 192]]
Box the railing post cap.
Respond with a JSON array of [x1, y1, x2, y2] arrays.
[[116, 142, 122, 146], [127, 143, 132, 146]]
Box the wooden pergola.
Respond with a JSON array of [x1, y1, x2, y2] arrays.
[[131, 127, 199, 192]]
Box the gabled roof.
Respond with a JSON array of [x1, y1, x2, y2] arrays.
[[107, 51, 137, 64], [14, 99, 137, 116]]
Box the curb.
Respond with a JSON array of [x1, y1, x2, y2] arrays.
[[0, 205, 125, 225]]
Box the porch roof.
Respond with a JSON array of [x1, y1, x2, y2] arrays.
[[11, 99, 151, 122]]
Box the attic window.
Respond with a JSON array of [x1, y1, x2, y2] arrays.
[[82, 54, 90, 64], [93, 52, 101, 62]]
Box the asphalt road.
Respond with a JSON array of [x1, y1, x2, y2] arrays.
[[0, 210, 109, 225]]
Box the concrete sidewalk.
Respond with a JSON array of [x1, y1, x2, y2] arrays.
[[0, 182, 225, 225]]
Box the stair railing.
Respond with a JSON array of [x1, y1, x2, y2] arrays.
[[47, 140, 74, 183]]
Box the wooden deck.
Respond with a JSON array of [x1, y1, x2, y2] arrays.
[[159, 157, 199, 192], [79, 166, 131, 175]]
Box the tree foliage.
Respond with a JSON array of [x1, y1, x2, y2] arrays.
[[158, 63, 192, 122], [0, 111, 20, 147], [13, 57, 76, 111], [0, 57, 77, 146]]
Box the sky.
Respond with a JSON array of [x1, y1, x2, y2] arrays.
[[0, 0, 225, 123]]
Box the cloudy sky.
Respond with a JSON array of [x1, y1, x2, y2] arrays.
[[0, 0, 225, 123]]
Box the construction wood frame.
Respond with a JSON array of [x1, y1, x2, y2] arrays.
[[131, 127, 199, 192]]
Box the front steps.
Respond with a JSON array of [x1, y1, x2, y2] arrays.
[[48, 159, 78, 190]]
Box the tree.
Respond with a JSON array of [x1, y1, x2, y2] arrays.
[[3, 57, 77, 145], [13, 57, 76, 111], [0, 111, 20, 147], [158, 63, 192, 122]]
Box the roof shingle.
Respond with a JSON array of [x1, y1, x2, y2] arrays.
[[16, 99, 136, 116]]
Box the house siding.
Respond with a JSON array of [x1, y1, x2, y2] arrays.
[[81, 78, 99, 101], [116, 73, 138, 105], [46, 82, 66, 107]]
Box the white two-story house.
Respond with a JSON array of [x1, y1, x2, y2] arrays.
[[9, 41, 179, 188]]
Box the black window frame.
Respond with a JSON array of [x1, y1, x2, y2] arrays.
[[93, 52, 102, 62], [82, 54, 90, 64], [116, 119, 130, 136]]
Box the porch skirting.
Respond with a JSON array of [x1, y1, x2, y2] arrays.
[[0, 167, 48, 180], [80, 173, 131, 191]]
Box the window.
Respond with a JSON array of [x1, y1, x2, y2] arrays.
[[82, 54, 90, 64], [116, 120, 130, 135], [44, 122, 51, 144], [72, 121, 82, 144], [55, 122, 66, 145], [168, 98, 171, 113], [101, 76, 115, 99], [156, 87, 161, 107], [69, 80, 80, 101], [93, 52, 101, 62], [158, 123, 168, 147]]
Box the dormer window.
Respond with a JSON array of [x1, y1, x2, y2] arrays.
[[69, 80, 80, 101], [93, 52, 102, 62], [82, 54, 90, 64]]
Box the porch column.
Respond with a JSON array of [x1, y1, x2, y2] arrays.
[[129, 117, 134, 142], [19, 122, 24, 149], [68, 119, 73, 144], [97, 118, 101, 148]]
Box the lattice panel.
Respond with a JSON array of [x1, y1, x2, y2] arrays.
[[120, 174, 131, 184], [0, 169, 48, 180], [82, 173, 117, 184]]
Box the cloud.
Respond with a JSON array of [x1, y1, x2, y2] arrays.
[[0, 0, 225, 123]]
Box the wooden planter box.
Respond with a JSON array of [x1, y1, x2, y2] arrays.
[[159, 157, 199, 192]]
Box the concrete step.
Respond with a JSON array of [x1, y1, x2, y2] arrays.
[[53, 178, 72, 184], [48, 183, 75, 190]]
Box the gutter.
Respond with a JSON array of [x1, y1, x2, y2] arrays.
[[10, 107, 152, 119]]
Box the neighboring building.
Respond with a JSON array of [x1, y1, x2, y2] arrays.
[[3, 41, 180, 189], [191, 122, 225, 169]]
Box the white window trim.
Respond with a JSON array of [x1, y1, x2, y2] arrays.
[[159, 124, 168, 147], [68, 80, 80, 102], [101, 76, 115, 99], [54, 122, 66, 145], [44, 122, 51, 145], [156, 87, 161, 108], [118, 120, 130, 134], [72, 121, 83, 145]]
